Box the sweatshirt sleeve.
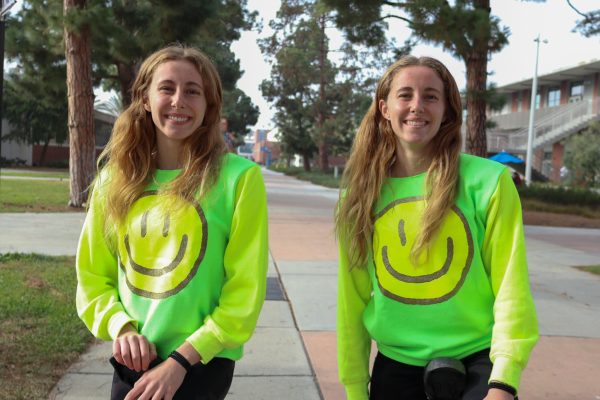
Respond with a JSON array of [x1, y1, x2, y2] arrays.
[[482, 169, 539, 392], [186, 165, 268, 363], [76, 179, 137, 341], [337, 236, 373, 400]]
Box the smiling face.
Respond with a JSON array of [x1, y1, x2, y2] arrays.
[[144, 60, 207, 154], [373, 197, 474, 304], [379, 66, 446, 156], [117, 192, 207, 299]]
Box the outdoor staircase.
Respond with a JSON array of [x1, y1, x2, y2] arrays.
[[487, 97, 600, 154]]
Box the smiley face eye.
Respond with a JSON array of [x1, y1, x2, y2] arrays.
[[141, 211, 149, 238], [140, 211, 170, 237], [163, 213, 170, 237], [398, 219, 407, 246]]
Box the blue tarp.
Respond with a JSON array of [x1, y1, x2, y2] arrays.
[[489, 151, 524, 164]]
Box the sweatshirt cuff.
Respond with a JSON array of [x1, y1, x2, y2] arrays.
[[186, 323, 225, 364], [489, 355, 523, 392], [108, 312, 137, 340], [345, 381, 369, 400]]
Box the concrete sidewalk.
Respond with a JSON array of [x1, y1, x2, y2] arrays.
[[48, 253, 321, 400], [2, 167, 600, 399]]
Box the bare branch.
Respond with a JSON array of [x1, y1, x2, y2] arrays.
[[382, 1, 409, 6], [376, 13, 413, 24], [567, 0, 589, 18]]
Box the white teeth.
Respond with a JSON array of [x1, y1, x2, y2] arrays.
[[167, 115, 189, 122], [405, 120, 426, 127]]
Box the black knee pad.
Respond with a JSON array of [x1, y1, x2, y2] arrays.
[[423, 357, 466, 400]]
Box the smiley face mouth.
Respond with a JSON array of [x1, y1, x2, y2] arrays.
[[382, 237, 454, 283], [124, 234, 188, 276]]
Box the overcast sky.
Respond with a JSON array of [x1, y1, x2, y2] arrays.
[[232, 0, 600, 130]]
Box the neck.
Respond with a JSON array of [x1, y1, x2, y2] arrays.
[[391, 146, 431, 177], [156, 137, 182, 170]]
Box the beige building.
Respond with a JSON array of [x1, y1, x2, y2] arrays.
[[1, 110, 116, 166], [485, 59, 600, 182]]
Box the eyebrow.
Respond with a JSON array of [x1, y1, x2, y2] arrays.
[[396, 86, 443, 94], [157, 79, 203, 89]]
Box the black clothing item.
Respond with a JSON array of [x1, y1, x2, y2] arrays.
[[109, 356, 235, 400]]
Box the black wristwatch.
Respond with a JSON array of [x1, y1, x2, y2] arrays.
[[169, 350, 193, 373]]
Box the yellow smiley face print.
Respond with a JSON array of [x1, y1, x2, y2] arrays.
[[373, 196, 473, 304], [117, 191, 207, 299]]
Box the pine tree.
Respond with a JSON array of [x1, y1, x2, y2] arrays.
[[4, 0, 68, 165], [323, 0, 509, 157], [64, 0, 95, 207]]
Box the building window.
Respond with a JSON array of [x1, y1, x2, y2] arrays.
[[570, 81, 584, 97], [547, 88, 560, 107], [535, 93, 541, 110], [570, 81, 584, 102]]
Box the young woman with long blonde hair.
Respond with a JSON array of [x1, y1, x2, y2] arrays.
[[336, 56, 538, 400], [76, 45, 268, 400]]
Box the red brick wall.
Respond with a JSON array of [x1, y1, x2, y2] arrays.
[[560, 81, 569, 104], [32, 144, 103, 166], [551, 142, 564, 183]]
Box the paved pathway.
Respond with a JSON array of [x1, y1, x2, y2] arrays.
[[1, 168, 599, 399]]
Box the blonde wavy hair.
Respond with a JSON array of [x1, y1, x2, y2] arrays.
[[335, 56, 463, 269], [96, 44, 227, 226]]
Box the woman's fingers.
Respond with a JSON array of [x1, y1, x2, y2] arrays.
[[112, 339, 124, 365], [126, 334, 143, 371], [113, 332, 155, 371], [139, 336, 151, 371]]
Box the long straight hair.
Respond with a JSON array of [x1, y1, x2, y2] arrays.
[[335, 56, 463, 269], [96, 44, 227, 226]]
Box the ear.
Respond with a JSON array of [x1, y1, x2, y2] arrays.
[[143, 97, 151, 112], [378, 99, 390, 120]]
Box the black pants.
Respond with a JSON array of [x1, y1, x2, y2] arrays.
[[369, 349, 515, 400], [110, 356, 235, 400]]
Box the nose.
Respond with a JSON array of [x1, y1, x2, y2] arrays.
[[171, 88, 184, 109], [410, 95, 424, 113]]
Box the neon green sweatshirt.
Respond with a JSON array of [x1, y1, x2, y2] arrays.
[[337, 154, 538, 400], [76, 154, 268, 363]]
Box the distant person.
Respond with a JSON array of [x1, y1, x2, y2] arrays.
[[220, 117, 237, 153], [512, 171, 523, 186], [76, 45, 268, 400], [335, 56, 538, 400]]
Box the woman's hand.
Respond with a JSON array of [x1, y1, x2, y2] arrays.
[[484, 388, 515, 400], [123, 358, 186, 400], [113, 324, 157, 372]]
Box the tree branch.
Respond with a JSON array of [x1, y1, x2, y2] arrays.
[[382, 1, 409, 6], [566, 0, 588, 18], [378, 13, 413, 25]]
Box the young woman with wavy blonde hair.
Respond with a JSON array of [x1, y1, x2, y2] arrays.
[[76, 45, 268, 400], [336, 56, 538, 400]]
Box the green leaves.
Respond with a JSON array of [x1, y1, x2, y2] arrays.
[[564, 122, 600, 188]]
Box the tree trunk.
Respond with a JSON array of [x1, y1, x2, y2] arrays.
[[117, 61, 136, 107], [39, 135, 50, 166], [465, 53, 488, 157], [317, 14, 329, 172], [302, 153, 311, 172], [64, 0, 95, 207], [465, 0, 490, 158]]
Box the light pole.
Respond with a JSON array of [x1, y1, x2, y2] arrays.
[[525, 35, 547, 186]]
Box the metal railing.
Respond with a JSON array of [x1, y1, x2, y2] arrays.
[[487, 97, 599, 153]]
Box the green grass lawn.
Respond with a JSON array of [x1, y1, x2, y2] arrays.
[[0, 170, 70, 179], [270, 166, 600, 220], [0, 253, 94, 399], [521, 198, 600, 219], [0, 179, 78, 212], [575, 265, 600, 276], [270, 166, 341, 189]]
